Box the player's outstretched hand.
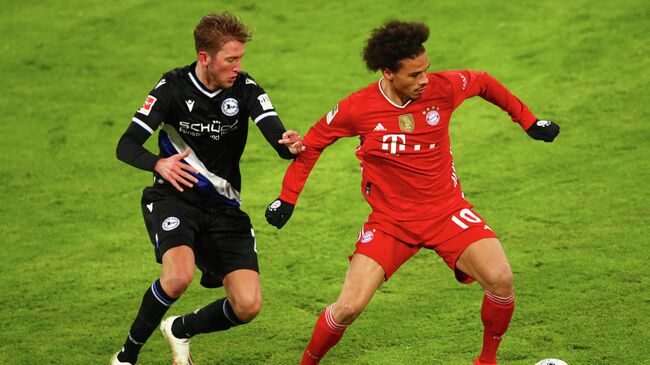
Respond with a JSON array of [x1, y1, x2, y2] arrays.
[[279, 130, 306, 155], [154, 148, 199, 192], [265, 198, 295, 229], [526, 120, 560, 142]]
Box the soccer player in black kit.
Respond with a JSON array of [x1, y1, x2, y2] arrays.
[[109, 12, 304, 365]]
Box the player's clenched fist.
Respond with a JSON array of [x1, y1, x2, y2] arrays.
[[265, 198, 295, 229], [526, 120, 560, 142]]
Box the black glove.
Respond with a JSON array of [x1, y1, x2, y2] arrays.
[[265, 198, 295, 229], [526, 120, 560, 142]]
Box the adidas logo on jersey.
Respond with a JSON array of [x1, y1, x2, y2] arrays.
[[185, 99, 194, 112], [373, 123, 387, 131]]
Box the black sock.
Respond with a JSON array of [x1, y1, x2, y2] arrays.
[[171, 297, 244, 338], [117, 279, 176, 364]]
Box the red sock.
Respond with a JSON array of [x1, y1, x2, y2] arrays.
[[477, 291, 515, 364], [301, 305, 349, 365]]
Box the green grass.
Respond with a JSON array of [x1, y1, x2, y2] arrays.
[[1, 0, 649, 364]]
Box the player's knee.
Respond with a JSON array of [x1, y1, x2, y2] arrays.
[[333, 302, 362, 325], [160, 271, 194, 298], [230, 293, 263, 323], [483, 267, 514, 297]]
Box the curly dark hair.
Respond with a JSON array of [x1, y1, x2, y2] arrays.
[[362, 20, 429, 72]]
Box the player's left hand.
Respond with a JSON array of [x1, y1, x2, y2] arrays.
[[526, 120, 560, 142], [265, 198, 295, 229], [279, 130, 306, 155]]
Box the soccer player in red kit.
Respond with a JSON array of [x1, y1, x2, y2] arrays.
[[265, 20, 559, 364]]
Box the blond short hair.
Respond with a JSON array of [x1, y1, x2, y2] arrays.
[[194, 12, 252, 54]]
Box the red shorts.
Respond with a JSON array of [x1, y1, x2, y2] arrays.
[[353, 207, 497, 283]]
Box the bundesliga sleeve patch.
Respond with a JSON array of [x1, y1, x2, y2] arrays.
[[138, 95, 157, 116], [257, 93, 274, 111], [326, 104, 339, 125]]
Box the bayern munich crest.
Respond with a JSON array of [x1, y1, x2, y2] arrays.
[[425, 109, 440, 126], [360, 230, 375, 243], [221, 98, 239, 116]]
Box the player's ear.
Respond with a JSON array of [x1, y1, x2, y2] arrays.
[[197, 51, 211, 66], [382, 67, 394, 81]]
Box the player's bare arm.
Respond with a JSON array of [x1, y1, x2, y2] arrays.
[[154, 148, 199, 192]]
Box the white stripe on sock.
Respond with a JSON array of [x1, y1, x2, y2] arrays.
[[485, 291, 515, 305], [325, 305, 348, 331]]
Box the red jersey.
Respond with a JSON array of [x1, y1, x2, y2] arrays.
[[279, 70, 536, 224]]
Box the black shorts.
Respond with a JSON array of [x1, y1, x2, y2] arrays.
[[141, 186, 258, 288]]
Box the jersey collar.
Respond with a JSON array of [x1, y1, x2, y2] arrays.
[[188, 65, 223, 98], [377, 78, 412, 109]]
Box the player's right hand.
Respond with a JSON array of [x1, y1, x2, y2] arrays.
[[265, 198, 295, 229], [279, 130, 306, 155], [154, 148, 199, 192]]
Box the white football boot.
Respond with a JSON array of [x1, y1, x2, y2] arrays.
[[160, 316, 194, 365], [109, 351, 133, 365]]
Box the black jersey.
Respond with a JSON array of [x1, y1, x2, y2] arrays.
[[129, 63, 280, 206]]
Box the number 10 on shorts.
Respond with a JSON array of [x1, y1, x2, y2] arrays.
[[451, 208, 489, 230]]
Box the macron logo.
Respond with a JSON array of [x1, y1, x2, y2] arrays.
[[373, 123, 387, 132], [185, 99, 194, 112]]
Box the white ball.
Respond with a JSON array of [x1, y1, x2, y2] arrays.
[[534, 359, 568, 365]]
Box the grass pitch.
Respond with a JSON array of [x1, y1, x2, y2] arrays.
[[1, 1, 649, 364]]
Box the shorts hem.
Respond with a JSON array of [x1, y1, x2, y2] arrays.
[[156, 239, 194, 262], [199, 264, 259, 289], [450, 229, 498, 284]]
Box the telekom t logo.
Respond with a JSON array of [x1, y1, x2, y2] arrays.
[[382, 134, 406, 155], [380, 134, 436, 155]]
